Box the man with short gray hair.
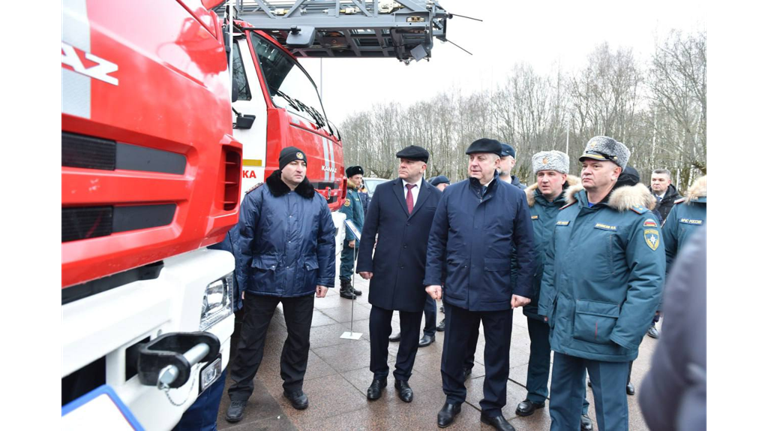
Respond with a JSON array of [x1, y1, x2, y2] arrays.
[[650, 168, 679, 223]]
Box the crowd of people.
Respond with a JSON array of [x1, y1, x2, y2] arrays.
[[181, 136, 707, 431]]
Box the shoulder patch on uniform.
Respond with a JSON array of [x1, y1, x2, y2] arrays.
[[344, 198, 351, 207], [674, 198, 686, 204], [559, 202, 577, 210], [630, 205, 648, 215], [643, 218, 658, 227], [245, 182, 264, 194], [556, 220, 570, 226], [531, 215, 539, 220], [644, 229, 660, 250]]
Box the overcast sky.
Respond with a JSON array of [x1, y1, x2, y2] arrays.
[[298, 0, 706, 125]]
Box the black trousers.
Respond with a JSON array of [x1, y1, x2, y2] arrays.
[[228, 292, 314, 401], [442, 303, 513, 417], [423, 296, 437, 337], [369, 305, 421, 381]]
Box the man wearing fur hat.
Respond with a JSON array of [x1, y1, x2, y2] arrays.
[[538, 136, 665, 431], [662, 175, 707, 269], [515, 151, 593, 430], [225, 147, 336, 422]]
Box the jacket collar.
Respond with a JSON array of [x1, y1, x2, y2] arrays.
[[266, 170, 316, 199], [394, 177, 429, 218], [572, 182, 657, 212], [648, 182, 679, 201], [685, 175, 707, 204], [469, 172, 499, 198], [566, 170, 656, 212], [526, 175, 580, 207]]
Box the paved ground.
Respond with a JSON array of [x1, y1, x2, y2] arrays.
[[217, 271, 659, 431]]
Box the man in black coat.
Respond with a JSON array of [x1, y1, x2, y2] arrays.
[[649, 168, 680, 223], [357, 145, 442, 404]]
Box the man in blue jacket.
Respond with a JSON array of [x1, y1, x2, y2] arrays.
[[225, 147, 336, 423], [358, 145, 442, 403], [515, 151, 594, 431], [424, 138, 536, 431], [538, 136, 665, 431]]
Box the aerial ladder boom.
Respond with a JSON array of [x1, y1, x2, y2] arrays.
[[216, 0, 453, 63]]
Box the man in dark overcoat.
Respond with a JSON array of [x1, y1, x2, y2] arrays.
[[356, 145, 442, 403]]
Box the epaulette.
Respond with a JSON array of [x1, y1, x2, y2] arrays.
[[674, 198, 686, 204], [246, 182, 264, 194], [559, 201, 577, 210], [630, 205, 649, 215]]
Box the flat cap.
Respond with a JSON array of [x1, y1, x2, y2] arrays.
[[579, 136, 630, 170], [500, 143, 516, 158], [532, 150, 569, 175], [429, 175, 450, 187], [396, 145, 429, 163], [346, 166, 364, 177], [465, 138, 502, 156]]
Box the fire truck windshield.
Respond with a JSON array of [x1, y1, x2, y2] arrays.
[[250, 32, 330, 131]]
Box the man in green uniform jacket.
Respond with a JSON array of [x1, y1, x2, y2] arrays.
[[339, 166, 366, 299], [515, 150, 593, 430], [663, 175, 707, 269], [538, 136, 665, 431]]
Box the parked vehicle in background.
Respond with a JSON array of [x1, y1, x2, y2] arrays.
[[363, 177, 388, 197]]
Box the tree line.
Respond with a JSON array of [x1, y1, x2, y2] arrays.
[[339, 29, 706, 192]]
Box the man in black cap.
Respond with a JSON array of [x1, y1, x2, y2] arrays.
[[339, 165, 366, 299], [498, 143, 526, 189], [357, 145, 442, 403], [225, 146, 336, 422], [425, 138, 536, 430], [430, 175, 451, 191]]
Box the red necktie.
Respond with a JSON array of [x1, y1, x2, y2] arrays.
[[406, 184, 415, 214]]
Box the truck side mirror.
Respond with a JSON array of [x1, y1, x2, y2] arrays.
[[234, 114, 256, 130]]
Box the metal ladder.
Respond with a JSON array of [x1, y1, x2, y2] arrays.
[[216, 0, 452, 63]]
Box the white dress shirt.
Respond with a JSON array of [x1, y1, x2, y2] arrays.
[[403, 178, 421, 206]]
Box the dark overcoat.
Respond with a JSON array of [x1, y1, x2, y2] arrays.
[[357, 177, 442, 312]]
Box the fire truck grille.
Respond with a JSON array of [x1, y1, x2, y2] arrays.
[[62, 204, 176, 242]]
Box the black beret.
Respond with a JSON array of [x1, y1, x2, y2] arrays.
[[279, 146, 307, 170], [395, 145, 429, 163], [465, 138, 502, 156], [346, 166, 364, 177], [430, 175, 450, 187]]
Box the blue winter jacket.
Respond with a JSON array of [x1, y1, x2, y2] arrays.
[[424, 173, 536, 311], [238, 171, 336, 297], [538, 182, 665, 362], [208, 225, 245, 311]]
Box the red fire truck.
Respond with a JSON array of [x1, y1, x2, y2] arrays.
[[61, 0, 451, 428]]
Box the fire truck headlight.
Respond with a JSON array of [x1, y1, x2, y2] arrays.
[[200, 272, 234, 331]]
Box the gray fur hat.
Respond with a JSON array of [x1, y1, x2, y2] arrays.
[[578, 136, 630, 170], [532, 150, 569, 175]]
